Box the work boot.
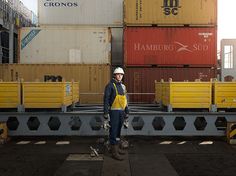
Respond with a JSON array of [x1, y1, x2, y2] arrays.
[[118, 145, 126, 155], [119, 139, 129, 149], [111, 144, 124, 161]]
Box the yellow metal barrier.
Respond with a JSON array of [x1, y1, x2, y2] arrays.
[[154, 80, 163, 104], [72, 81, 80, 104], [0, 82, 21, 108], [213, 82, 236, 109], [162, 80, 212, 111], [0, 122, 8, 144], [227, 122, 236, 144], [22, 82, 73, 109]]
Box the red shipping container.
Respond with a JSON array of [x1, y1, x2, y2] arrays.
[[124, 67, 217, 103], [124, 27, 217, 67]]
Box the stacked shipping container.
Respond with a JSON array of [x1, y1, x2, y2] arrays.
[[37, 0, 124, 66], [1, 0, 219, 104], [13, 0, 126, 104], [20, 27, 111, 64], [126, 67, 216, 103], [0, 64, 110, 104], [123, 0, 217, 26], [123, 0, 218, 103], [38, 0, 123, 26], [124, 27, 217, 67]]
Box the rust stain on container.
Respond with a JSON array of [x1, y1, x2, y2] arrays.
[[124, 27, 217, 67], [124, 67, 217, 103]]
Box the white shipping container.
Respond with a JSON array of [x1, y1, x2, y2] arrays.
[[38, 0, 123, 26], [20, 26, 111, 64]]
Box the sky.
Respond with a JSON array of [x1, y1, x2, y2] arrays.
[[21, 0, 37, 15], [20, 0, 236, 50]]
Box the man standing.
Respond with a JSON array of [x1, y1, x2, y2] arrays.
[[103, 67, 129, 161]]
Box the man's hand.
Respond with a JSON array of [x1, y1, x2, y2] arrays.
[[102, 119, 111, 131], [123, 119, 129, 129], [104, 114, 109, 120], [124, 113, 129, 119]]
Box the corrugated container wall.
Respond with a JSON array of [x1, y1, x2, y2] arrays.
[[124, 67, 217, 103], [38, 0, 123, 26], [0, 64, 111, 104], [19, 26, 111, 64], [124, 27, 217, 67], [124, 0, 217, 26]]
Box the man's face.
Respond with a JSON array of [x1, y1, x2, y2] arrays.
[[114, 73, 123, 82]]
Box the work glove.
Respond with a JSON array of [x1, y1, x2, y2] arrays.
[[124, 113, 129, 119], [104, 114, 109, 120], [123, 119, 129, 129], [102, 114, 110, 131], [102, 120, 111, 131]]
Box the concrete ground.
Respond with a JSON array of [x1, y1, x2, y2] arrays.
[[0, 137, 236, 176]]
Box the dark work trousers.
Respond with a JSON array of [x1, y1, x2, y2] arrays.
[[109, 110, 124, 145]]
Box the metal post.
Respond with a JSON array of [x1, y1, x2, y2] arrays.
[[9, 23, 14, 63], [0, 31, 2, 64], [9, 6, 14, 63]]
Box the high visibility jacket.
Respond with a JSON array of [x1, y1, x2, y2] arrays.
[[103, 79, 129, 114], [111, 83, 127, 110]]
